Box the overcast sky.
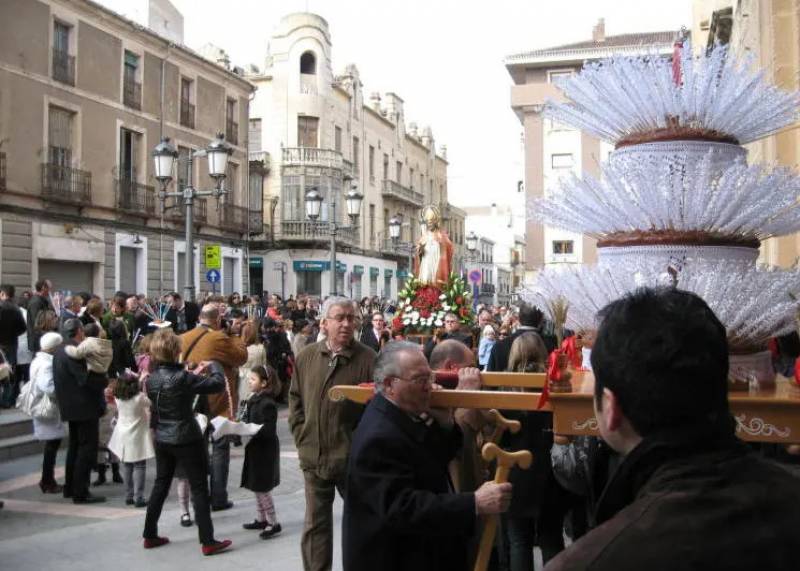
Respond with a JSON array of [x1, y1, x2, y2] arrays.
[[105, 0, 693, 208]]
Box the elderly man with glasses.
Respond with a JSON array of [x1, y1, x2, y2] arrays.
[[289, 296, 377, 571], [343, 341, 512, 571]]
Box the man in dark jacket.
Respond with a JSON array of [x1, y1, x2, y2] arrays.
[[359, 311, 389, 353], [165, 292, 200, 334], [546, 287, 800, 571], [423, 312, 473, 360], [53, 318, 108, 504], [0, 285, 28, 407], [343, 341, 512, 571], [486, 303, 555, 372], [27, 279, 53, 352]]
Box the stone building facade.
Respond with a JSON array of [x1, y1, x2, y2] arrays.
[[247, 12, 466, 300], [0, 0, 254, 299]]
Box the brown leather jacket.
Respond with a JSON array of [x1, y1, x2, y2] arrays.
[[288, 339, 376, 479], [180, 325, 247, 419]]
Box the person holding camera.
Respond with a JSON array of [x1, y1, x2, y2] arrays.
[[179, 304, 247, 511], [360, 311, 390, 353]]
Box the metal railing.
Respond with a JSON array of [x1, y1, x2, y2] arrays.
[[167, 196, 207, 223], [382, 179, 424, 206], [41, 163, 91, 204], [480, 283, 496, 295], [248, 210, 265, 235], [123, 79, 142, 110], [225, 119, 238, 145], [52, 48, 75, 85], [220, 203, 248, 230], [0, 152, 5, 191], [180, 100, 195, 129], [279, 220, 357, 244], [115, 178, 155, 215], [282, 147, 344, 169]]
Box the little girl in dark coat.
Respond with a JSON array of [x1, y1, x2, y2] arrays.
[[240, 365, 281, 539]]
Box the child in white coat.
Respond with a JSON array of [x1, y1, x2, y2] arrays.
[[108, 372, 155, 507]]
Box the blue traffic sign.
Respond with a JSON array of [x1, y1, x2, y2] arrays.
[[206, 269, 220, 283]]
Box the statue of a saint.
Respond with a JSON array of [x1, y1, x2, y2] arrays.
[[414, 205, 454, 286]]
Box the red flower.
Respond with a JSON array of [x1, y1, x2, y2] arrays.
[[421, 309, 431, 318], [455, 296, 463, 305], [459, 306, 469, 317], [392, 316, 403, 331]]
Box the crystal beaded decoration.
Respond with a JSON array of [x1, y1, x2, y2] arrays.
[[546, 42, 800, 146], [523, 260, 800, 353], [522, 41, 800, 354], [531, 148, 800, 241]]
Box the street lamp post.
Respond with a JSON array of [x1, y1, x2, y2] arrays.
[[305, 185, 363, 296], [153, 134, 232, 302]]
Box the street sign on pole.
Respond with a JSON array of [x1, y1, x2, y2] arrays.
[[206, 269, 220, 283], [205, 245, 221, 270]]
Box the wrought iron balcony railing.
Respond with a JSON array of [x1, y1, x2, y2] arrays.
[[225, 119, 238, 146], [115, 178, 155, 216], [248, 210, 265, 235], [52, 48, 75, 86], [219, 203, 248, 231], [123, 79, 142, 110], [41, 163, 91, 204], [180, 99, 195, 129], [166, 196, 207, 223], [382, 179, 424, 206]]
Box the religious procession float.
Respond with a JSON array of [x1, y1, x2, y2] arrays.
[[332, 38, 800, 449]]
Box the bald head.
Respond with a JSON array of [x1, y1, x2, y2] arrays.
[[430, 339, 474, 370], [200, 304, 220, 329]]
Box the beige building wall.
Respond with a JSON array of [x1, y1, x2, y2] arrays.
[[248, 12, 465, 299], [694, 0, 800, 268], [506, 23, 675, 277], [0, 0, 254, 298]]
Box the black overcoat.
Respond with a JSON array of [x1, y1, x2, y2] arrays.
[[240, 391, 280, 492], [343, 394, 476, 571], [53, 342, 108, 422]]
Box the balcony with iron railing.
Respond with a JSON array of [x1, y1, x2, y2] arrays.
[[380, 238, 415, 256], [282, 147, 344, 170], [279, 220, 357, 245], [248, 209, 265, 236], [123, 79, 142, 110], [52, 48, 75, 86], [41, 162, 91, 204], [180, 99, 195, 129], [249, 151, 271, 175], [225, 118, 238, 146], [115, 178, 155, 216], [480, 283, 496, 295], [166, 196, 207, 224], [219, 202, 248, 231], [0, 152, 5, 191], [382, 179, 424, 207]]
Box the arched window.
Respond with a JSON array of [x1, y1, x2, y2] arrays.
[[300, 51, 316, 75]]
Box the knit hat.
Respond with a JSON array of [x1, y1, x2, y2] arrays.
[[40, 332, 63, 353]]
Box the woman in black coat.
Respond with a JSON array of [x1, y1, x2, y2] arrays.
[[240, 365, 281, 539], [141, 328, 232, 557]]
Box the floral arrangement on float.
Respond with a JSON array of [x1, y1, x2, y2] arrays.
[[392, 273, 474, 334]]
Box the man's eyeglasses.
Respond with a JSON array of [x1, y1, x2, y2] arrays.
[[328, 313, 357, 323], [393, 373, 435, 386]]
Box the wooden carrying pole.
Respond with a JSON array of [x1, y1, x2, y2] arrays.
[[473, 443, 532, 571]]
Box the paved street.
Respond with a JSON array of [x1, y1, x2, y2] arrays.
[[0, 407, 343, 570]]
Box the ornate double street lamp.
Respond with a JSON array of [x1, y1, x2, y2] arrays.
[[304, 185, 363, 296], [153, 134, 232, 302]]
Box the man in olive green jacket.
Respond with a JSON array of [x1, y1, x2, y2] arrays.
[[289, 297, 376, 571]]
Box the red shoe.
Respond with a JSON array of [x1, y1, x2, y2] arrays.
[[143, 537, 170, 549], [201, 539, 232, 556]]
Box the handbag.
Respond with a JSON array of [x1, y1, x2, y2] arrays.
[[16, 380, 59, 421]]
